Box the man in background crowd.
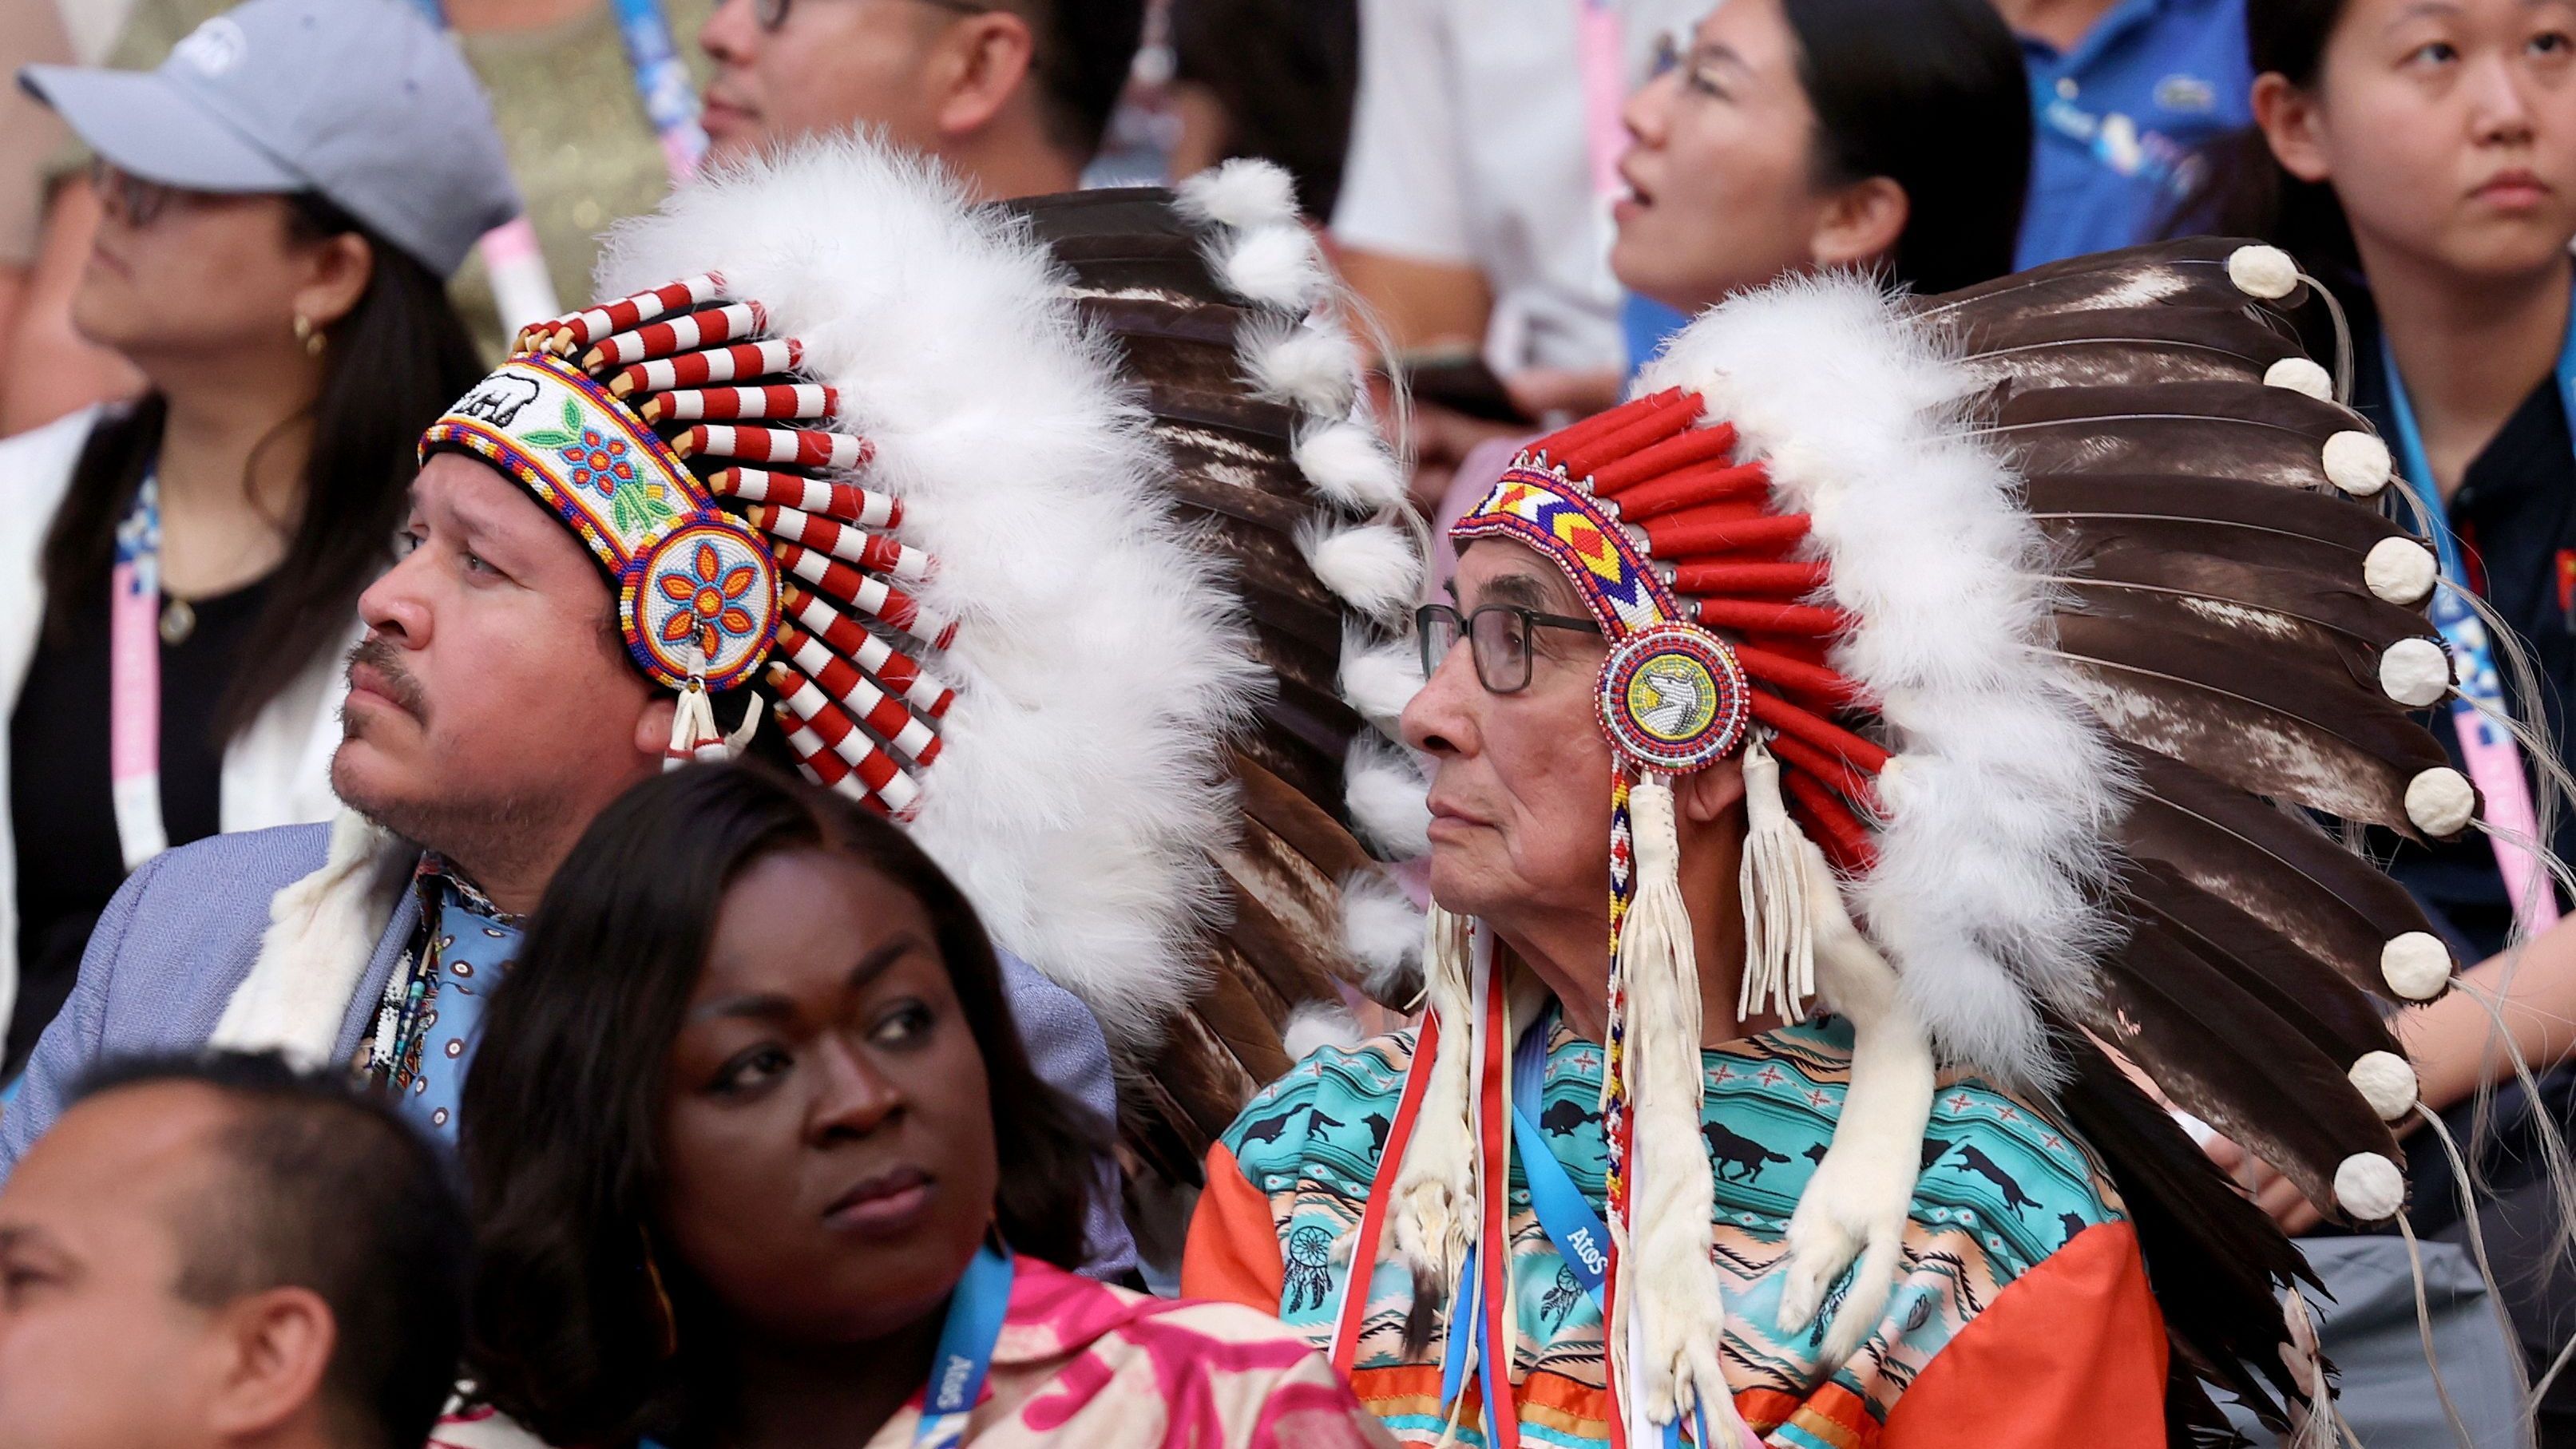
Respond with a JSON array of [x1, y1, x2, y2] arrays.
[[696, 0, 1144, 199], [0, 1053, 466, 1449]]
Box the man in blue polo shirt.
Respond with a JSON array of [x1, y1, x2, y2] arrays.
[[2001, 0, 2251, 267]]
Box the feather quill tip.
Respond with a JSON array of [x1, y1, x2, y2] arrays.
[[2364, 537, 2437, 605], [2404, 766, 2475, 837], [2347, 1051, 2418, 1120], [2380, 932, 2453, 1000], [2263, 357, 2332, 400], [2227, 245, 2301, 301], [2323, 430, 2392, 497], [2377, 637, 2451, 707], [2331, 1152, 2405, 1221]]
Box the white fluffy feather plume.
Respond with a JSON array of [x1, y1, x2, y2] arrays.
[[1294, 420, 1408, 513], [1338, 867, 1426, 1003], [1338, 624, 1425, 730], [1345, 733, 1433, 858], [594, 137, 1266, 1055], [1175, 157, 1300, 232], [1244, 318, 1360, 415], [1301, 518, 1422, 620], [1639, 273, 2125, 1085]]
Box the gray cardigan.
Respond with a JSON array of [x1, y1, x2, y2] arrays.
[[0, 822, 1137, 1275]]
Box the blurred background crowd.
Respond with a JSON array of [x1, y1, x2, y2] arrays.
[[0, 0, 2572, 1444]]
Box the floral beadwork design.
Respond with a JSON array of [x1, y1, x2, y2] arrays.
[[659, 540, 761, 658], [521, 398, 673, 534]]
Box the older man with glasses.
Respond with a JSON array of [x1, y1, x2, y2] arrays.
[[696, 0, 1141, 199]]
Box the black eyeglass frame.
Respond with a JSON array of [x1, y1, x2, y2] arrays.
[[1416, 601, 1605, 695], [755, 0, 990, 30]]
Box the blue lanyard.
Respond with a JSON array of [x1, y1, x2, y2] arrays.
[[402, 0, 706, 176], [1484, 1011, 1707, 1449], [2380, 291, 2576, 584], [636, 1241, 1012, 1449]]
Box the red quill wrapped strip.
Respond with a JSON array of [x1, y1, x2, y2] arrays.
[[1748, 690, 1891, 772], [1765, 729, 1882, 812], [776, 621, 943, 764], [1589, 423, 1741, 497], [1692, 599, 1853, 638], [1606, 461, 1768, 520], [771, 538, 931, 635], [1785, 771, 1877, 871], [554, 273, 724, 350], [607, 339, 803, 398], [711, 469, 902, 529], [676, 424, 874, 472], [747, 503, 932, 582], [772, 703, 895, 817], [767, 662, 922, 814], [1534, 386, 1686, 465], [583, 300, 769, 369], [1668, 560, 1829, 596], [1558, 391, 1706, 479], [779, 580, 952, 715], [644, 384, 839, 425], [1643, 511, 1811, 557], [1735, 643, 1861, 702]]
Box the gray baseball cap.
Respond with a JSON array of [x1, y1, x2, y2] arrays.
[[19, 0, 521, 277]]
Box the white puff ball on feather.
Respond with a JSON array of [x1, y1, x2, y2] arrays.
[[2228, 244, 2301, 300], [1281, 1000, 1365, 1063], [1339, 627, 1425, 727], [1345, 734, 1432, 857], [1217, 224, 1328, 313], [2405, 766, 2477, 837], [1301, 518, 1421, 620], [1338, 869, 1425, 1003], [2332, 1152, 2407, 1221], [1294, 421, 1407, 512], [2378, 637, 2451, 707], [2262, 357, 2332, 400], [2364, 537, 2437, 605], [2348, 1051, 2419, 1121], [2380, 932, 2453, 1000], [2324, 430, 2392, 497], [1246, 321, 1361, 416], [1175, 158, 1301, 232]]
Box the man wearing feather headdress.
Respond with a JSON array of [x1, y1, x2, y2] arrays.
[[1182, 240, 2517, 1447], [0, 141, 1436, 1295]]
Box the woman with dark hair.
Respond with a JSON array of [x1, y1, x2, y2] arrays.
[[1609, 0, 2030, 315], [2166, 0, 2576, 1435], [0, 0, 517, 1077], [459, 763, 1390, 1449]]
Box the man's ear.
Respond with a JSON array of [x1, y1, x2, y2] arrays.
[[2251, 71, 2332, 184], [1676, 755, 1747, 823], [202, 1287, 336, 1439], [635, 695, 678, 760], [929, 10, 1037, 139], [1809, 175, 1909, 274]]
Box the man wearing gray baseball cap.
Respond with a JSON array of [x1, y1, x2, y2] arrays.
[[20, 0, 518, 277], [0, 0, 520, 1090]]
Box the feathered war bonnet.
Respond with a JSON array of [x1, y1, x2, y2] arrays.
[[1375, 241, 2491, 1440], [412, 138, 1429, 1195]]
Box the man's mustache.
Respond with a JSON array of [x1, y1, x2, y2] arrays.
[[345, 637, 428, 719]]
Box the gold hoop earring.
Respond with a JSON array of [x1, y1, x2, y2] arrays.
[[293, 313, 324, 357], [640, 1228, 680, 1360]]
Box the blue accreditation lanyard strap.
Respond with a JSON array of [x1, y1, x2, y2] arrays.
[[1498, 1010, 1710, 1449], [2380, 297, 2576, 935], [640, 1241, 1012, 1449]]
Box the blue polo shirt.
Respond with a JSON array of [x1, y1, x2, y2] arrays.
[[2015, 0, 2252, 267]]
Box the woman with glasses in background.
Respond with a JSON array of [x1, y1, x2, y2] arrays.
[[0, 0, 517, 1079]]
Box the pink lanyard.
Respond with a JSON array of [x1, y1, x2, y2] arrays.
[[1577, 0, 1630, 205], [108, 469, 169, 871]]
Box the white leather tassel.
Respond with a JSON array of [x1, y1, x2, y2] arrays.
[[1616, 778, 1730, 1431], [1392, 903, 1483, 1342], [665, 675, 723, 770], [1738, 734, 1817, 1024]]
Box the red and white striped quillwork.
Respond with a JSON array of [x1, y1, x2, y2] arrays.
[[775, 711, 895, 816], [583, 301, 770, 367], [677, 425, 872, 472], [769, 662, 921, 815], [712, 469, 902, 529], [777, 622, 941, 763], [608, 340, 801, 397], [551, 273, 724, 350], [772, 540, 931, 636], [779, 582, 951, 715], [643, 384, 838, 424], [747, 504, 931, 582]]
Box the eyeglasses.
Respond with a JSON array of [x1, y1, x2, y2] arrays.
[[87, 160, 184, 229], [1416, 602, 1604, 695], [755, 0, 992, 31]]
